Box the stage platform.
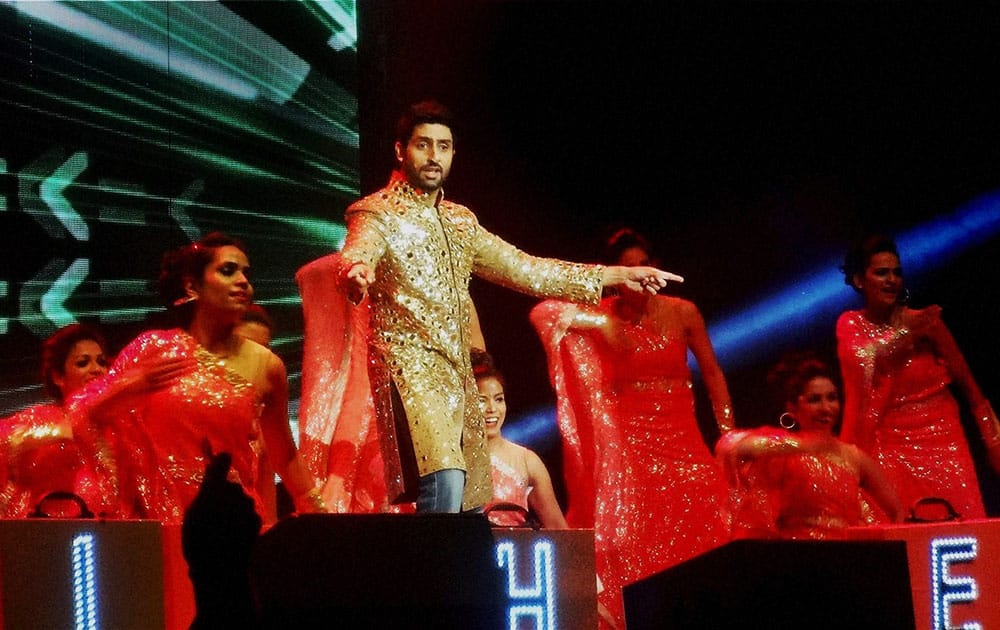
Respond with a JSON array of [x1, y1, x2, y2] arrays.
[[622, 518, 1000, 630], [1, 516, 996, 629], [0, 515, 596, 630], [846, 518, 1000, 630]]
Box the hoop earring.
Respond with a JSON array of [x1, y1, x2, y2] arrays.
[[173, 295, 197, 307], [779, 412, 797, 430], [896, 287, 910, 306]]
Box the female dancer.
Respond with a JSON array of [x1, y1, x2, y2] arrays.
[[0, 324, 115, 517], [530, 227, 731, 626], [471, 349, 568, 529], [473, 349, 618, 627], [79, 232, 324, 523], [837, 235, 999, 519], [717, 352, 903, 539]]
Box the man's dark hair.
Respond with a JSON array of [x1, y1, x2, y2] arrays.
[[395, 100, 455, 147]]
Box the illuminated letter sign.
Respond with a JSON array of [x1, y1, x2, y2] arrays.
[[496, 539, 557, 630], [71, 532, 99, 630], [930, 536, 980, 630]]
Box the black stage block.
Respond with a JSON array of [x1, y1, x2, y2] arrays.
[[0, 519, 165, 630], [251, 513, 505, 630], [623, 539, 915, 630]]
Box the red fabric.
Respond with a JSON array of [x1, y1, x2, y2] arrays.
[[531, 299, 729, 626]]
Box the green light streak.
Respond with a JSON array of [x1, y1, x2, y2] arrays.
[[271, 334, 305, 350], [257, 295, 305, 308], [98, 306, 164, 324], [15, 49, 299, 149], [171, 147, 293, 181], [6, 86, 284, 184], [170, 2, 312, 104], [4, 86, 319, 189], [271, 217, 348, 246], [20, 1, 259, 100], [303, 0, 357, 51], [0, 281, 8, 335], [3, 9, 360, 187], [5, 22, 356, 158], [5, 2, 360, 187], [5, 79, 355, 194], [9, 86, 292, 183], [283, 76, 359, 145], [98, 280, 154, 297], [303, 158, 360, 195], [14, 168, 349, 245], [70, 1, 313, 105], [1, 384, 45, 397]]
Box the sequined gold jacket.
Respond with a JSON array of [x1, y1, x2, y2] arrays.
[[339, 172, 603, 510]]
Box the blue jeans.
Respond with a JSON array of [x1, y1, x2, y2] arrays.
[[415, 468, 465, 513]]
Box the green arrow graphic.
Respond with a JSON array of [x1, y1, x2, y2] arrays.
[[169, 179, 205, 241], [19, 258, 89, 336], [18, 148, 90, 240], [40, 151, 89, 241]]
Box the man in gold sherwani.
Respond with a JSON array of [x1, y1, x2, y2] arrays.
[[338, 100, 680, 512]]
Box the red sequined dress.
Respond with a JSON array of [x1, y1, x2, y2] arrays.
[[0, 404, 110, 517], [90, 329, 265, 523], [716, 428, 869, 540], [837, 310, 985, 519], [531, 299, 729, 626]]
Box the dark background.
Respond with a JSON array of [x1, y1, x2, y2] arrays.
[[357, 1, 1000, 513]]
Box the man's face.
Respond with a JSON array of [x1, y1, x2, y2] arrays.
[[395, 123, 454, 192]]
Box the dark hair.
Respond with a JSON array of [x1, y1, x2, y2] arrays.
[[470, 348, 505, 390], [840, 234, 900, 292], [240, 303, 274, 332], [766, 351, 839, 415], [156, 232, 247, 325], [395, 100, 455, 147], [601, 227, 653, 266], [41, 323, 108, 402]]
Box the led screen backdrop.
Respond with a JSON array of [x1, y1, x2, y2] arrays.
[[0, 1, 358, 420]]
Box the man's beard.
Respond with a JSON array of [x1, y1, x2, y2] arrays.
[[405, 162, 447, 192]]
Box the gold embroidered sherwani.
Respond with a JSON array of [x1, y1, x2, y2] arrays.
[[339, 172, 603, 510]]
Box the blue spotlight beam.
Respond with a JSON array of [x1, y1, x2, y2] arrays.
[[708, 190, 1000, 370], [510, 192, 1000, 445]]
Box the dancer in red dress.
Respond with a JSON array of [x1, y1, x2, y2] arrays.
[[717, 352, 903, 540], [837, 235, 1000, 520], [78, 233, 325, 523], [531, 228, 731, 627], [0, 324, 115, 517]]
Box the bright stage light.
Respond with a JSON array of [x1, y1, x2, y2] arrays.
[[511, 192, 1000, 447]]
